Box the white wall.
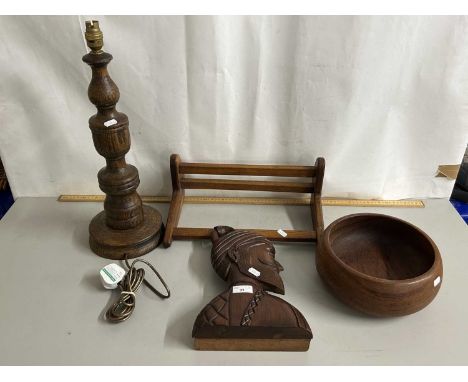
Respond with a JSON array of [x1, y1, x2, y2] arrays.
[[0, 15, 467, 198]]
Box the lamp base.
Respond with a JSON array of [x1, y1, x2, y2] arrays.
[[89, 205, 162, 260]]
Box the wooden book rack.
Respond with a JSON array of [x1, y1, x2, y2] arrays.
[[163, 154, 325, 248]]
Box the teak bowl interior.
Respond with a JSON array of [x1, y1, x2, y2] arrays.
[[326, 214, 435, 280]]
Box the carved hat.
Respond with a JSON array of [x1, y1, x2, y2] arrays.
[[210, 226, 285, 294]]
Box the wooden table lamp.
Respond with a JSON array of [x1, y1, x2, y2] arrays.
[[82, 20, 162, 260]]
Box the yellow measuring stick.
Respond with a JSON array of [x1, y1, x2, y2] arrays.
[[58, 194, 424, 208]]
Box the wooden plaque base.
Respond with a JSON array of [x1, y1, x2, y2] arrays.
[[194, 338, 311, 351], [89, 205, 162, 260]]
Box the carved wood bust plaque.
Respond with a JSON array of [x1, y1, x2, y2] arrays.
[[192, 226, 313, 351]]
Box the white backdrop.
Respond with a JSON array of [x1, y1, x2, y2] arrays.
[[0, 15, 467, 199]]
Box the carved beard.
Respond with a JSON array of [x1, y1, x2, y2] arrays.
[[236, 257, 285, 295]]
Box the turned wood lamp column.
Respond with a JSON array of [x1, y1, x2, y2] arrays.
[[82, 20, 162, 260]]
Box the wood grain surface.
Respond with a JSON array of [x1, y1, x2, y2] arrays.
[[317, 213, 443, 317]]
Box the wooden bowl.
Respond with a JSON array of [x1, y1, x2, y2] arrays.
[[317, 213, 443, 317]]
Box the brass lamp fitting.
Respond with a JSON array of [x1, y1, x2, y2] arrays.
[[85, 20, 104, 53]]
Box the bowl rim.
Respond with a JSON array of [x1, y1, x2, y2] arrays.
[[322, 212, 442, 284]]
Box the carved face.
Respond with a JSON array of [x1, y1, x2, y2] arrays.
[[211, 227, 285, 294], [231, 240, 285, 294]]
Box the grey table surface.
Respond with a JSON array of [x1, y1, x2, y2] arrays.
[[0, 197, 467, 365]]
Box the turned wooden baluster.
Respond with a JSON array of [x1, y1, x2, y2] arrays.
[[82, 20, 162, 259]]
